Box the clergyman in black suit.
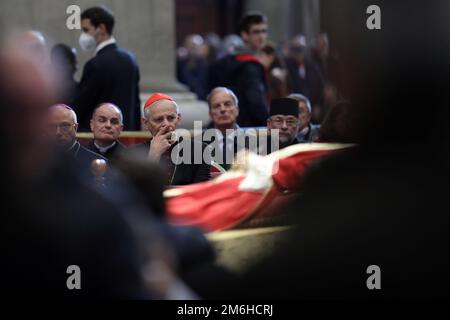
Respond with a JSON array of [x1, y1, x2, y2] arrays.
[[46, 104, 107, 179], [86, 102, 127, 162], [132, 93, 211, 186], [73, 6, 140, 131]]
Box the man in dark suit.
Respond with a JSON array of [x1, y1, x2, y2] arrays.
[[73, 6, 140, 131], [46, 104, 107, 179], [204, 87, 249, 171], [87, 102, 126, 162], [133, 93, 211, 186]]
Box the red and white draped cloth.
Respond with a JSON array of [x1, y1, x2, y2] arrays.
[[164, 143, 355, 232]]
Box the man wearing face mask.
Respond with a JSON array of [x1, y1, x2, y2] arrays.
[[73, 6, 141, 132]]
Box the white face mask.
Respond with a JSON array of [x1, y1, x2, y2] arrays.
[[79, 32, 96, 51]]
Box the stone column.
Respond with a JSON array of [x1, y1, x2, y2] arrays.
[[0, 0, 209, 129]]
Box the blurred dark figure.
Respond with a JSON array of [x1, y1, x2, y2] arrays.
[[177, 34, 210, 100], [311, 33, 341, 90], [113, 153, 215, 272], [309, 34, 342, 123], [87, 102, 127, 162], [285, 34, 324, 110], [260, 43, 289, 100], [0, 44, 162, 298], [311, 81, 338, 124], [16, 30, 48, 64], [317, 100, 360, 143], [228, 0, 450, 299], [51, 43, 78, 104]]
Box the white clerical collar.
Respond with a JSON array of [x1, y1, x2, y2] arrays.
[[95, 37, 116, 55], [94, 141, 116, 154]]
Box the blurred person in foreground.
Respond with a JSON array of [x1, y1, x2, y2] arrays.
[[259, 43, 290, 100], [177, 34, 209, 100], [0, 41, 193, 299], [285, 34, 324, 108], [231, 0, 450, 299]]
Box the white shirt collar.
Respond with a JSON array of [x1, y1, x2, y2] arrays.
[[94, 141, 116, 154], [95, 37, 116, 55], [214, 125, 240, 141], [297, 125, 310, 139]]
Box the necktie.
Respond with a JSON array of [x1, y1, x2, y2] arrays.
[[223, 136, 230, 170]]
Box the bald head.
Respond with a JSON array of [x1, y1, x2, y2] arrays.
[[1, 42, 56, 178], [47, 105, 78, 149], [92, 103, 123, 124], [50, 104, 77, 123]]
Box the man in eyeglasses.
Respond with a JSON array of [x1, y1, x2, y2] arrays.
[[264, 98, 300, 154], [208, 12, 270, 127], [240, 12, 268, 56], [46, 104, 107, 173]]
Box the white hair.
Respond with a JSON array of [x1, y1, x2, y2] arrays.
[[144, 100, 180, 119], [206, 87, 239, 109], [287, 93, 312, 113], [69, 108, 78, 124], [50, 104, 77, 123]]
